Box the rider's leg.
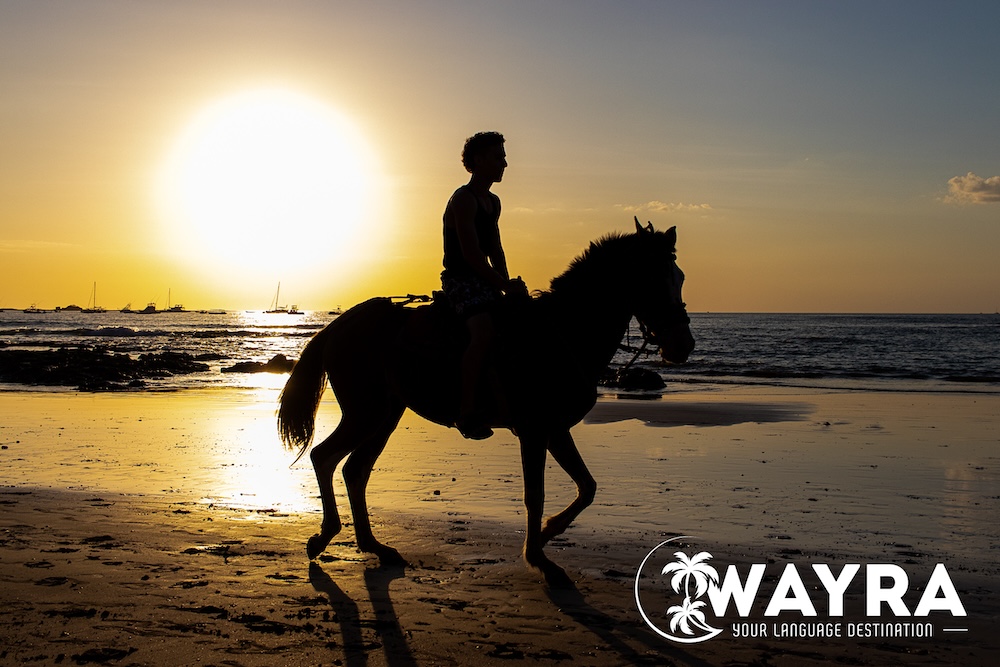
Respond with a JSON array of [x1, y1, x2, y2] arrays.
[[457, 311, 494, 439]]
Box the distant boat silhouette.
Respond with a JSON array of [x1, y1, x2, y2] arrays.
[[82, 282, 106, 313], [265, 282, 301, 314], [166, 288, 186, 313], [23, 304, 47, 314], [120, 303, 135, 314], [138, 302, 158, 315]]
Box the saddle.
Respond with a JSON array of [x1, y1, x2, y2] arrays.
[[384, 284, 531, 427], [392, 279, 530, 360], [393, 293, 466, 360]]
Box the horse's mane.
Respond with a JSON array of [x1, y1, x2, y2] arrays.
[[547, 232, 632, 296], [545, 230, 675, 298]]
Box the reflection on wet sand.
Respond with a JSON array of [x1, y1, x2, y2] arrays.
[[2, 388, 998, 664], [585, 397, 814, 427]]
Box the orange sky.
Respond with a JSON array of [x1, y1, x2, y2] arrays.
[[2, 2, 999, 313]]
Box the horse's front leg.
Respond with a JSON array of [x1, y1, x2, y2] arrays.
[[519, 433, 573, 588], [540, 429, 596, 545]]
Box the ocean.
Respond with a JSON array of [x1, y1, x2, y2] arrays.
[[1, 309, 998, 394]]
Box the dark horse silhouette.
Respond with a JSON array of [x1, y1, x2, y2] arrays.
[[278, 220, 695, 586]]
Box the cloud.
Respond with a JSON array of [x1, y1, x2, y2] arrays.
[[617, 201, 713, 214], [945, 172, 1000, 204]]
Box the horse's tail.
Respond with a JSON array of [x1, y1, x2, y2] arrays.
[[278, 324, 331, 462]]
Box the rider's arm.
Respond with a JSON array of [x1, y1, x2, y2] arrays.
[[486, 196, 510, 283]]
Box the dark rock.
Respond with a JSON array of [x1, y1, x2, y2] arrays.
[[222, 353, 295, 374], [0, 347, 208, 390], [599, 366, 666, 390]]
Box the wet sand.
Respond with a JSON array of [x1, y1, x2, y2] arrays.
[[1, 387, 998, 665]]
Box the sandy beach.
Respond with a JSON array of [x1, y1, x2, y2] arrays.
[[1, 387, 998, 666]]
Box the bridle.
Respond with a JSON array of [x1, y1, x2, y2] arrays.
[[634, 252, 690, 348], [634, 301, 689, 349]]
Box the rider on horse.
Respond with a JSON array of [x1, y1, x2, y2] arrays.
[[441, 131, 525, 439]]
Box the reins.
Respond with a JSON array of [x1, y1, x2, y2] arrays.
[[617, 303, 689, 376]]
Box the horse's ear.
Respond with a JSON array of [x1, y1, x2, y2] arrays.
[[665, 225, 677, 246], [634, 217, 655, 235]]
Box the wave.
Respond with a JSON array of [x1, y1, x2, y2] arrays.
[[2, 326, 320, 340]]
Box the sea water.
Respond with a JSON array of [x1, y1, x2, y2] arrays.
[[1, 309, 998, 394]]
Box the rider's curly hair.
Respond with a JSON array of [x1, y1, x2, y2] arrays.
[[461, 131, 505, 173]]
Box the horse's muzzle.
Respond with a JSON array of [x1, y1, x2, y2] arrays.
[[656, 325, 696, 365]]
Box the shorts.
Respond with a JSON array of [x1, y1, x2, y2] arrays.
[[440, 271, 502, 318]]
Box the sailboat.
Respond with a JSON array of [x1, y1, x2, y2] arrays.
[[166, 288, 186, 313], [265, 282, 299, 313], [81, 282, 106, 313]]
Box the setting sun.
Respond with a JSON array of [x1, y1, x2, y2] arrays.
[[156, 89, 379, 278]]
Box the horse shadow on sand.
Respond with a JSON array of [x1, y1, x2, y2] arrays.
[[308, 560, 719, 667], [309, 561, 416, 667]]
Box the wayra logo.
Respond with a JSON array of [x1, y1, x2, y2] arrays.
[[634, 537, 968, 645]]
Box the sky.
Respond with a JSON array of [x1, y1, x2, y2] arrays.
[[2, 0, 998, 313]]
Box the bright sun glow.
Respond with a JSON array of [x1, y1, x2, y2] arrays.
[[157, 89, 378, 276]]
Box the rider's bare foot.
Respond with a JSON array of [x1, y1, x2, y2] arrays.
[[456, 415, 493, 440]]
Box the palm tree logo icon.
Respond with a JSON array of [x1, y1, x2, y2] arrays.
[[634, 537, 724, 644], [662, 551, 720, 638]]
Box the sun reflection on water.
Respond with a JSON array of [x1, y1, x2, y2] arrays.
[[192, 394, 339, 514]]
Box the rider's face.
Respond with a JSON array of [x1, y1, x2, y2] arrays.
[[475, 145, 507, 183]]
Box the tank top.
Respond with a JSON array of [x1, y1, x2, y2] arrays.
[[442, 185, 500, 279]]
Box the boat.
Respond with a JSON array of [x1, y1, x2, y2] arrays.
[[165, 289, 186, 313], [56, 304, 83, 312], [23, 304, 48, 314], [265, 283, 287, 313], [81, 282, 106, 313], [138, 302, 158, 314], [265, 282, 300, 313], [120, 303, 135, 314]]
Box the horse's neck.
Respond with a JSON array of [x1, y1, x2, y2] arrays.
[[543, 283, 633, 381]]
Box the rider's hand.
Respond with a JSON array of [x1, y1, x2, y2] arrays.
[[506, 277, 529, 301]]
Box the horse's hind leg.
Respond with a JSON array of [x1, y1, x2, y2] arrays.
[[343, 401, 406, 566], [307, 415, 380, 559]]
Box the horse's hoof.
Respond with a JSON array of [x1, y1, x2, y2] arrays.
[[540, 522, 567, 544], [375, 546, 408, 568], [525, 552, 575, 589], [541, 562, 575, 590], [306, 534, 329, 560]]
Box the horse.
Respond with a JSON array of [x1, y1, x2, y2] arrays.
[[278, 219, 695, 587]]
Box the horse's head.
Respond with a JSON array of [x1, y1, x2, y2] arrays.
[[629, 218, 696, 364]]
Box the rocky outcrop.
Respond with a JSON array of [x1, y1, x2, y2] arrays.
[[221, 354, 295, 374], [0, 347, 210, 391]]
